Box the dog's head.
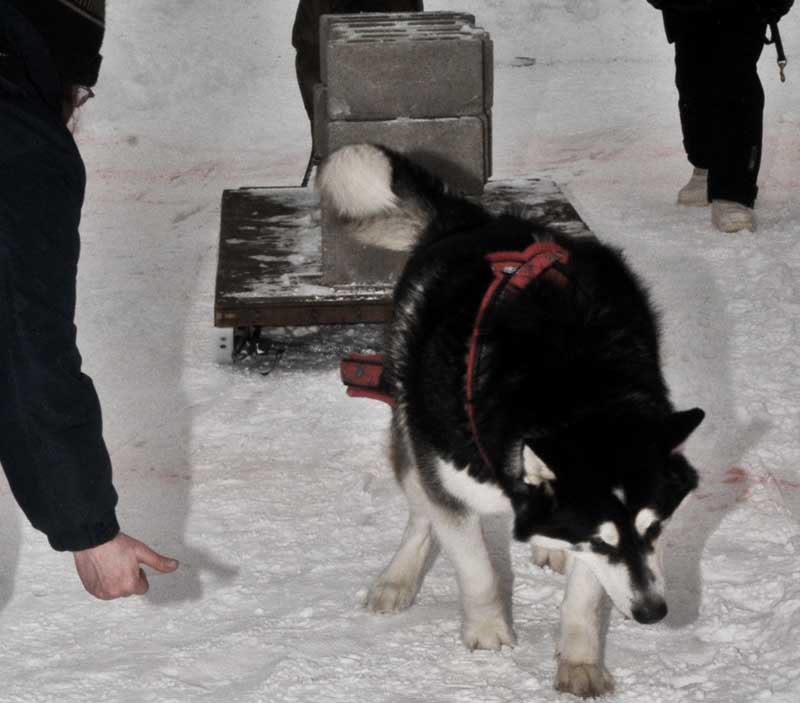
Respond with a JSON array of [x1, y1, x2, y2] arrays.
[[513, 407, 704, 624]]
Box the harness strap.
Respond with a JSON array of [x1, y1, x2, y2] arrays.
[[339, 241, 571, 470], [465, 241, 570, 471], [340, 352, 396, 407]]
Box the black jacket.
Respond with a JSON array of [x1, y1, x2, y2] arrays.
[[647, 0, 793, 41], [292, 0, 424, 120], [0, 1, 119, 551], [647, 0, 792, 15]]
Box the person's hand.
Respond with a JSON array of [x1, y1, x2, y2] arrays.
[[73, 532, 178, 600]]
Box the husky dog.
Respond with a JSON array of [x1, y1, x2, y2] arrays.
[[319, 144, 704, 698]]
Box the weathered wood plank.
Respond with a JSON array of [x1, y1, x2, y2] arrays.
[[214, 179, 590, 328]]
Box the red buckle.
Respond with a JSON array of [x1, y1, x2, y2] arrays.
[[485, 242, 570, 290]]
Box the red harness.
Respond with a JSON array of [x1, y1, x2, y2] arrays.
[[341, 241, 570, 468], [465, 241, 570, 469], [340, 352, 396, 407]]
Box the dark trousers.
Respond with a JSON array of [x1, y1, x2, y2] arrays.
[[672, 17, 765, 207]]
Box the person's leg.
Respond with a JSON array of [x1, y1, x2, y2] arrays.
[[673, 21, 714, 205], [708, 22, 765, 209], [674, 23, 713, 173]]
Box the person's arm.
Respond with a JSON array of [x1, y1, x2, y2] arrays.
[[1, 71, 177, 601]]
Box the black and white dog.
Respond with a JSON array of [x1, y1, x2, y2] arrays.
[[319, 144, 704, 698]]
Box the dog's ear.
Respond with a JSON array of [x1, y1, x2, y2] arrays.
[[662, 408, 705, 451], [657, 452, 699, 517], [522, 445, 557, 486]]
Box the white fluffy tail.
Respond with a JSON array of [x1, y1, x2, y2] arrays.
[[316, 144, 429, 252], [316, 144, 398, 218]]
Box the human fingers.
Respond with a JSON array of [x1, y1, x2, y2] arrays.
[[133, 568, 149, 596], [134, 541, 179, 573]]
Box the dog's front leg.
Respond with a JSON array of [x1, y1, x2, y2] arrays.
[[555, 557, 614, 698], [433, 511, 515, 651]]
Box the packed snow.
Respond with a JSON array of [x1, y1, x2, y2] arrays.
[[1, 1, 799, 701]]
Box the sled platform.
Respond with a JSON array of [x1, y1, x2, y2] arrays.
[[214, 179, 590, 330]]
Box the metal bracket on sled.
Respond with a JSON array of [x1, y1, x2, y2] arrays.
[[216, 326, 285, 372]]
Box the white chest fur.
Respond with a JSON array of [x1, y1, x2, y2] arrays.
[[437, 459, 513, 515]]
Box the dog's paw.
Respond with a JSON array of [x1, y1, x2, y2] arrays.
[[462, 614, 516, 651], [555, 659, 614, 698], [532, 545, 567, 574], [365, 580, 417, 613]]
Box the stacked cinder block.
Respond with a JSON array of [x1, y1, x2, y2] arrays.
[[317, 12, 494, 286], [316, 12, 493, 195]]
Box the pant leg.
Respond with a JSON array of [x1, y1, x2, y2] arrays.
[[707, 22, 765, 207], [673, 22, 714, 171]]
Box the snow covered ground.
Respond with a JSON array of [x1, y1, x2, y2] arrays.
[[2, 1, 800, 701]]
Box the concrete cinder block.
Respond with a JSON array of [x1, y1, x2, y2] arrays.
[[318, 114, 490, 285], [312, 83, 327, 156], [321, 14, 492, 121], [319, 12, 476, 52], [326, 40, 492, 121], [320, 208, 412, 287], [483, 38, 494, 120], [319, 115, 491, 195], [316, 11, 494, 285]]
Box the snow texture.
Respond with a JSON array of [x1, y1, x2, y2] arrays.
[[1, 1, 799, 702]]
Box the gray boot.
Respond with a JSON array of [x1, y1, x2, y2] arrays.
[[711, 200, 755, 233], [677, 167, 709, 206]]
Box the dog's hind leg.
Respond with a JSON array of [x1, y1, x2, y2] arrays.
[[365, 474, 435, 613], [366, 426, 436, 613], [431, 508, 516, 651], [555, 557, 614, 698]]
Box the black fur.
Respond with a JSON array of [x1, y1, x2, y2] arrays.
[[380, 147, 704, 553]]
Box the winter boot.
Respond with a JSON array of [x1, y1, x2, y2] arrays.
[[677, 167, 709, 206], [711, 200, 755, 233]]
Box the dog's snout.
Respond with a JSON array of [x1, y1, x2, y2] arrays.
[[632, 597, 668, 624]]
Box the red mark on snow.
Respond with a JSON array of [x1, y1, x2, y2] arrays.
[[693, 467, 748, 511], [722, 466, 748, 484], [724, 466, 800, 490], [93, 161, 221, 187], [694, 466, 800, 512]]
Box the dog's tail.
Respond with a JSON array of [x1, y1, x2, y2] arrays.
[[316, 144, 487, 252], [316, 144, 399, 220]]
